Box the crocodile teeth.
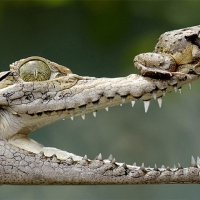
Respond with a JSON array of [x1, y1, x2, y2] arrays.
[[81, 114, 85, 120], [157, 97, 162, 108], [68, 108, 74, 116], [174, 85, 177, 92], [140, 163, 145, 171], [131, 101, 135, 107], [191, 156, 196, 167], [95, 153, 102, 160], [144, 100, 150, 113], [70, 116, 74, 120], [161, 165, 165, 169], [173, 165, 176, 169], [82, 155, 88, 160], [105, 107, 109, 111], [108, 97, 114, 102], [197, 156, 200, 168], [120, 104, 122, 106], [96, 153, 103, 161], [162, 90, 166, 96], [121, 96, 126, 103], [133, 162, 136, 166], [79, 105, 86, 113], [178, 163, 183, 169], [92, 100, 99, 108], [44, 111, 52, 116], [122, 162, 127, 168], [111, 157, 116, 163], [189, 83, 192, 89], [178, 88, 182, 94], [56, 110, 63, 116], [108, 154, 113, 161], [93, 111, 97, 117], [152, 91, 157, 100], [154, 164, 158, 171]]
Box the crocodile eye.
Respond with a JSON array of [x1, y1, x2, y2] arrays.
[[19, 60, 51, 82]]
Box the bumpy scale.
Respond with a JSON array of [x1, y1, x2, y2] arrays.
[[0, 25, 200, 185]]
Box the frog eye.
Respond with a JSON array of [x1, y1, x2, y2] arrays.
[[19, 60, 51, 82]]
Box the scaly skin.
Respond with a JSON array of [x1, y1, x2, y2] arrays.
[[0, 56, 200, 185]]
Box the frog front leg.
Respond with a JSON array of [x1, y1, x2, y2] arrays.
[[134, 53, 184, 78], [177, 61, 200, 75]]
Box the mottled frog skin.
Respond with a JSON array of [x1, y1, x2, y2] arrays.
[[134, 25, 200, 78]]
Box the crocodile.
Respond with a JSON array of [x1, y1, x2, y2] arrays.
[[1, 26, 200, 185]]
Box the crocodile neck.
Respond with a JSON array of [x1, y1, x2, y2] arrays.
[[0, 56, 200, 185]]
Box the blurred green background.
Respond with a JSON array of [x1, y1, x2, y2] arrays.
[[1, 1, 200, 199]]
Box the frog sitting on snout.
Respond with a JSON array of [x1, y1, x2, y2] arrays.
[[134, 25, 200, 78]]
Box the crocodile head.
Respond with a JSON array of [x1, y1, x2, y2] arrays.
[[0, 56, 198, 160]]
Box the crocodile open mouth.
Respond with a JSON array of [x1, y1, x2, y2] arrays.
[[1, 25, 200, 184]]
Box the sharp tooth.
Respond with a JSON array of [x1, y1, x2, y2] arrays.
[[122, 162, 127, 168], [152, 91, 157, 100], [166, 166, 170, 171], [157, 97, 162, 108], [173, 165, 176, 169], [81, 114, 85, 120], [96, 153, 103, 161], [121, 96, 126, 103], [111, 158, 116, 163], [197, 156, 200, 168], [108, 154, 113, 161], [131, 101, 135, 107], [178, 163, 182, 169], [144, 101, 150, 113], [108, 97, 113, 102], [161, 165, 165, 169], [62, 118, 65, 120], [141, 163, 145, 168], [189, 83, 192, 89], [57, 110, 63, 116], [178, 88, 182, 94], [92, 100, 99, 108], [133, 162, 136, 166], [191, 156, 196, 167], [162, 90, 166, 96], [120, 104, 122, 106], [68, 108, 74, 116], [79, 105, 86, 113], [93, 111, 97, 117], [174, 85, 177, 92], [140, 163, 145, 171], [82, 155, 88, 160], [70, 116, 74, 120], [154, 164, 158, 171], [44, 111, 52, 116], [105, 107, 109, 111]]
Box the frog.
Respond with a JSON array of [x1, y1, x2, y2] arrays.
[[134, 25, 200, 78]]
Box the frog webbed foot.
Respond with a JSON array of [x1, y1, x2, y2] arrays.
[[177, 62, 200, 76]]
